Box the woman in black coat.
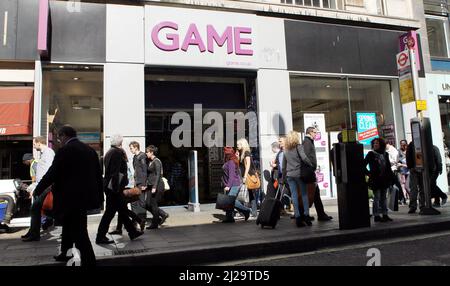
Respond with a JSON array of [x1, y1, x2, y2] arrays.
[[145, 145, 168, 229], [364, 138, 394, 223]]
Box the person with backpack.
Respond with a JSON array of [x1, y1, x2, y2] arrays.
[[364, 138, 394, 222]]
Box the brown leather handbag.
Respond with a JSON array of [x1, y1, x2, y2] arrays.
[[123, 187, 142, 202], [298, 183, 316, 210], [246, 172, 261, 190]]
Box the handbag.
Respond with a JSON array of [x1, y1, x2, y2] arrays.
[[245, 156, 261, 189], [42, 191, 53, 211], [298, 183, 316, 210], [162, 177, 170, 191], [296, 145, 317, 183], [123, 187, 142, 202], [216, 193, 236, 210], [237, 185, 250, 203], [388, 185, 399, 211]]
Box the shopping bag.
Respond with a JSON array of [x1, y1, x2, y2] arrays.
[[237, 185, 250, 203]]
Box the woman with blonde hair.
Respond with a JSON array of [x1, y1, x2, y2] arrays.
[[281, 131, 312, 227], [237, 138, 259, 217]]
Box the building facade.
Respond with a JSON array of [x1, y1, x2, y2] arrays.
[[2, 0, 442, 206]]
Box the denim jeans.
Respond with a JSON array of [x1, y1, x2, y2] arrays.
[[226, 186, 251, 218], [286, 176, 309, 218], [373, 188, 388, 216]]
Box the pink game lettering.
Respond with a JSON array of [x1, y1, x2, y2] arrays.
[[151, 22, 253, 56]]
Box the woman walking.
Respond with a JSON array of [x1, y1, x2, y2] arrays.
[[145, 145, 168, 229], [221, 147, 251, 223], [237, 138, 259, 217], [364, 138, 394, 222], [281, 131, 312, 227]]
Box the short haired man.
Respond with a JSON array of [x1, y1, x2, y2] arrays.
[[22, 137, 56, 241], [302, 127, 333, 221]]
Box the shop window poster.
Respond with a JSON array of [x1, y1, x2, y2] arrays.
[[356, 113, 379, 146]]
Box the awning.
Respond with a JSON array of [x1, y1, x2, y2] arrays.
[[0, 87, 34, 136]]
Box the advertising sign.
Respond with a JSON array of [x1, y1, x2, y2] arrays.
[[399, 31, 421, 71], [145, 6, 257, 69], [303, 114, 331, 198], [356, 113, 379, 146], [399, 72, 415, 104]]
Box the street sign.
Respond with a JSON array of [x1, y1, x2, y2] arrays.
[[396, 51, 410, 71], [416, 100, 427, 111]]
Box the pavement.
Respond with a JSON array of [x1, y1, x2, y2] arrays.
[[1, 199, 450, 266]]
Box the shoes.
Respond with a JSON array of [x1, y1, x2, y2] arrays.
[[318, 215, 333, 221], [42, 219, 54, 231], [381, 215, 393, 222], [139, 221, 146, 232], [54, 253, 73, 262], [408, 208, 416, 214], [22, 236, 40, 242], [129, 231, 144, 241], [222, 217, 235, 223], [146, 224, 159, 229], [295, 217, 306, 227], [442, 197, 448, 206], [159, 213, 169, 225], [243, 210, 250, 221], [108, 229, 122, 235], [374, 215, 382, 222], [433, 202, 441, 208], [305, 215, 315, 221], [95, 237, 114, 244], [21, 231, 31, 239]]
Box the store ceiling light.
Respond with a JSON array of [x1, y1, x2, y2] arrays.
[[84, 66, 90, 70], [59, 65, 64, 69], [73, 77, 80, 81], [325, 84, 331, 88]]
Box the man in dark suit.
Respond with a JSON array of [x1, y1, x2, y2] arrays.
[[32, 125, 103, 266]]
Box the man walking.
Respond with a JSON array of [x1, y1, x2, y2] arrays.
[[32, 126, 103, 266], [96, 135, 143, 244], [302, 127, 333, 221], [22, 136, 55, 241], [431, 145, 448, 207]]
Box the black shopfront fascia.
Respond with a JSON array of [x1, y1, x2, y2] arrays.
[[285, 20, 425, 77]]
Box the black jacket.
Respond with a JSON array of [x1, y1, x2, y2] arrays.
[[103, 146, 129, 194], [406, 142, 416, 170], [33, 138, 103, 215], [432, 145, 443, 177], [364, 150, 394, 190], [302, 136, 317, 169], [147, 157, 164, 191], [133, 152, 148, 187]]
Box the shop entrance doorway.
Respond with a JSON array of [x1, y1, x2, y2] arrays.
[[145, 69, 257, 206]]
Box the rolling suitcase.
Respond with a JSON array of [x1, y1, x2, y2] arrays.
[[256, 185, 283, 229]]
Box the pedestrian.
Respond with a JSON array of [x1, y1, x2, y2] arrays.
[[109, 141, 148, 234], [364, 138, 394, 222], [271, 136, 291, 214], [406, 141, 425, 214], [237, 138, 260, 217], [431, 145, 448, 207], [397, 140, 410, 204], [386, 142, 405, 206], [22, 136, 55, 242], [302, 127, 332, 221], [96, 134, 143, 244], [32, 125, 103, 266], [145, 145, 169, 229], [221, 147, 251, 223], [281, 131, 312, 227]]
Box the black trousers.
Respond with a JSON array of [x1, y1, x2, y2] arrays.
[[97, 192, 136, 238], [60, 209, 96, 266], [145, 188, 165, 226], [431, 175, 448, 203]]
